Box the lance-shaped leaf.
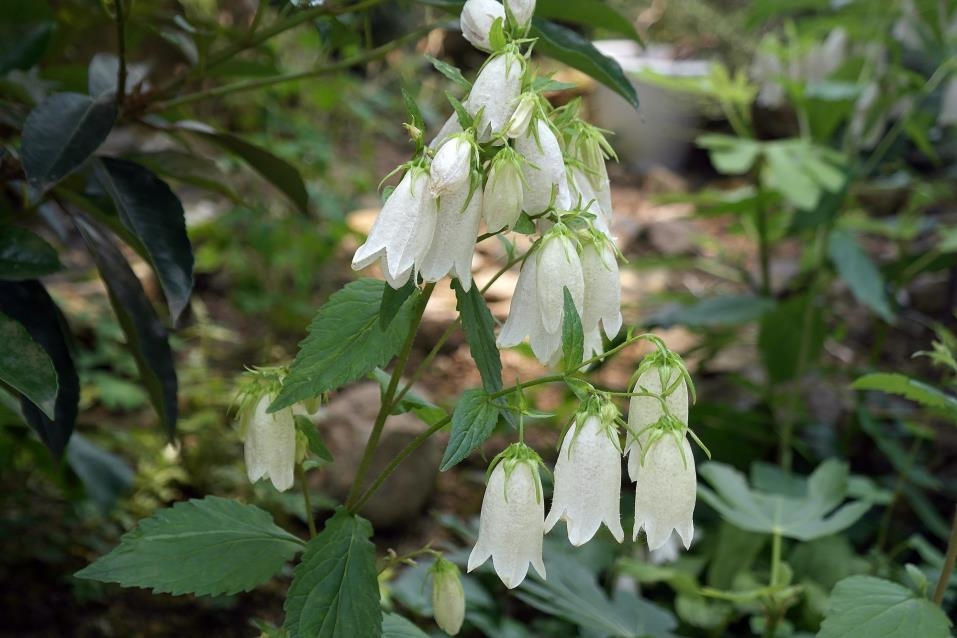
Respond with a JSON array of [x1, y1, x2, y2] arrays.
[[284, 509, 381, 638], [75, 496, 304, 596], [560, 286, 583, 371], [0, 280, 79, 457], [271, 279, 417, 412], [536, 0, 642, 42], [0, 226, 61, 280], [454, 281, 502, 393], [697, 459, 871, 541], [0, 310, 57, 419], [93, 157, 194, 322], [853, 372, 957, 422], [441, 387, 500, 471], [827, 229, 893, 322], [21, 92, 117, 191], [74, 216, 178, 439]]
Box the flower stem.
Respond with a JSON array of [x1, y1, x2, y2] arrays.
[[932, 505, 957, 606], [764, 529, 784, 638], [296, 463, 317, 538], [391, 319, 459, 410], [345, 283, 435, 510]]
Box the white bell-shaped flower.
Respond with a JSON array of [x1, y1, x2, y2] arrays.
[[468, 451, 546, 589], [580, 237, 622, 358], [419, 180, 483, 290], [431, 557, 466, 635], [241, 395, 296, 492], [430, 134, 473, 196], [545, 413, 624, 545], [483, 149, 524, 232], [466, 52, 523, 140], [460, 0, 505, 52], [505, 0, 535, 28], [626, 364, 689, 481], [515, 119, 566, 214], [631, 428, 696, 551], [498, 230, 584, 365], [352, 167, 438, 288]]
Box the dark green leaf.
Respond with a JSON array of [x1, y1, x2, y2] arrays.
[[818, 575, 952, 638], [75, 496, 304, 596], [513, 212, 536, 234], [294, 415, 333, 463], [176, 122, 309, 214], [425, 55, 471, 91], [758, 294, 825, 384], [441, 388, 500, 471], [65, 432, 134, 511], [561, 287, 584, 370], [21, 92, 117, 191], [271, 279, 417, 412], [0, 0, 55, 73], [380, 278, 417, 330], [827, 229, 893, 322], [454, 281, 502, 393], [536, 0, 642, 42], [853, 373, 957, 421], [0, 280, 78, 457], [74, 216, 178, 439], [382, 614, 429, 638], [0, 225, 61, 280], [94, 157, 194, 322], [652, 294, 775, 328], [127, 150, 241, 203], [284, 509, 381, 638], [530, 19, 639, 111], [0, 310, 57, 419]]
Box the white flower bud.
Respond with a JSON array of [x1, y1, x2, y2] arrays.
[[240, 395, 296, 492], [515, 119, 566, 214], [468, 452, 546, 589], [466, 52, 523, 140], [506, 93, 537, 138], [545, 413, 624, 546], [483, 150, 524, 232], [352, 167, 438, 288], [505, 0, 535, 28], [419, 180, 483, 290], [626, 365, 689, 481], [460, 0, 506, 52], [580, 239, 622, 358], [430, 135, 473, 196], [431, 558, 466, 635]]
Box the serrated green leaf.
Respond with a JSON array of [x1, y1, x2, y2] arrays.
[[827, 229, 893, 322], [852, 373, 957, 421], [21, 92, 117, 191], [381, 278, 417, 330], [271, 279, 417, 412], [530, 18, 639, 110], [454, 282, 502, 393], [0, 225, 61, 280], [75, 496, 304, 596], [294, 415, 333, 463], [94, 157, 194, 322], [697, 460, 871, 541], [561, 287, 584, 371], [818, 575, 952, 638], [441, 388, 500, 471], [284, 509, 381, 638], [0, 310, 57, 419]]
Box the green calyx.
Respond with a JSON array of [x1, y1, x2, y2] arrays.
[[488, 441, 546, 504]]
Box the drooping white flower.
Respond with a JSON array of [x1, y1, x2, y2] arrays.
[[545, 413, 624, 546], [430, 134, 474, 196], [631, 428, 696, 551], [483, 148, 524, 232], [466, 52, 523, 140], [431, 557, 466, 635], [419, 180, 483, 290], [460, 0, 506, 52], [505, 0, 535, 28], [352, 167, 438, 288], [468, 450, 546, 589], [625, 364, 689, 481], [498, 230, 584, 365], [515, 119, 566, 214], [580, 237, 622, 358], [241, 395, 296, 492]]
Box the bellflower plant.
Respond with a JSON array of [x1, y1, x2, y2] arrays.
[[431, 557, 466, 635], [235, 369, 297, 492]]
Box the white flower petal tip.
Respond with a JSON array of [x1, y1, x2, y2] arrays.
[[430, 135, 473, 196], [505, 0, 535, 27], [242, 395, 296, 492], [468, 457, 545, 589], [545, 414, 624, 546], [460, 0, 506, 52], [630, 433, 697, 552]]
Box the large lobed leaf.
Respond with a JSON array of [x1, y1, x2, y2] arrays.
[[75, 496, 304, 596], [271, 279, 418, 412], [284, 509, 381, 638]]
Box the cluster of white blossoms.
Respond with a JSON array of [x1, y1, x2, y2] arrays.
[[351, 0, 622, 366], [468, 343, 702, 589]]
